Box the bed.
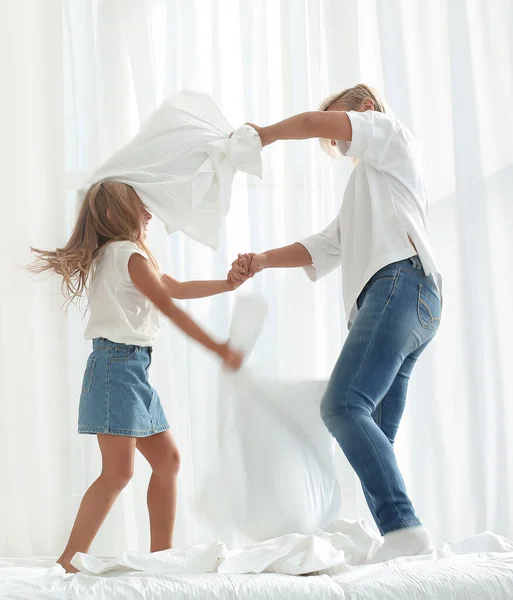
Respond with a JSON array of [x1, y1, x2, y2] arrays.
[[2, 529, 512, 600]]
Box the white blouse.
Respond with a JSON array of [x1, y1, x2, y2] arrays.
[[300, 110, 441, 327]]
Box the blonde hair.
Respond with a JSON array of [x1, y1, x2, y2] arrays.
[[318, 83, 385, 156], [28, 180, 158, 305]]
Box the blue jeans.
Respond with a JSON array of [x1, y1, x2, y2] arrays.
[[320, 256, 441, 535]]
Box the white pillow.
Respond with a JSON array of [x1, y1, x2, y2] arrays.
[[77, 90, 262, 249], [198, 295, 341, 545]]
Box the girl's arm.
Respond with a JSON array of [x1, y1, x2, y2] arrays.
[[249, 111, 352, 147], [129, 254, 242, 369], [161, 271, 246, 300]]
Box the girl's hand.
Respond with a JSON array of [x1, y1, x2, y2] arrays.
[[228, 253, 251, 285], [217, 343, 244, 370], [227, 275, 246, 290]]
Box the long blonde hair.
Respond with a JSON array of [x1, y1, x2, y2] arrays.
[[28, 180, 158, 305], [318, 83, 385, 156]]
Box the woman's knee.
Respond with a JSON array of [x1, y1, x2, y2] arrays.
[[321, 389, 351, 425], [321, 399, 346, 435], [321, 390, 371, 434]]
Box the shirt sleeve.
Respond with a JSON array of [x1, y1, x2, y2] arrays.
[[113, 241, 148, 281], [299, 216, 341, 282], [345, 110, 400, 170]]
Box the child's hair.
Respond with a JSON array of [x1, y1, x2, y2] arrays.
[[318, 83, 385, 157], [28, 180, 158, 305]]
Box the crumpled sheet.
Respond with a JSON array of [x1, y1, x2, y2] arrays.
[[2, 525, 512, 600], [67, 525, 513, 577], [77, 90, 262, 249]]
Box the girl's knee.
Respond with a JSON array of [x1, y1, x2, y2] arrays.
[[167, 446, 181, 475], [101, 465, 134, 491], [154, 446, 180, 476]]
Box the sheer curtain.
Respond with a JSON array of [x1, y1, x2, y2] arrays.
[[0, 0, 70, 556], [1, 0, 512, 557]]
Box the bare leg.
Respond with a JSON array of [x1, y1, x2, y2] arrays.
[[57, 434, 136, 573], [136, 430, 180, 552]]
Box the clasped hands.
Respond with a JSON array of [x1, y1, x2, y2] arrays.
[[227, 253, 267, 288]]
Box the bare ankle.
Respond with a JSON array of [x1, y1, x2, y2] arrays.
[[150, 543, 172, 553], [57, 555, 79, 574]]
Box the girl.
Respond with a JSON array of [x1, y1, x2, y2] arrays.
[[229, 84, 442, 562], [29, 180, 244, 573]]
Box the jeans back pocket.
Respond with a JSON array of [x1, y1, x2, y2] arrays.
[[418, 284, 441, 331]]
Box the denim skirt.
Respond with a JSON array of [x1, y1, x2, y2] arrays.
[[78, 338, 170, 437]]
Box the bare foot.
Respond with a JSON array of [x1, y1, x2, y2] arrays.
[[57, 556, 79, 574]]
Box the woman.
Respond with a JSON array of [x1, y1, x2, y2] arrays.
[[229, 84, 442, 562]]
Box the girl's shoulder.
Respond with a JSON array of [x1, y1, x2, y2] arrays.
[[101, 240, 145, 259], [95, 240, 146, 269], [105, 239, 140, 251], [92, 240, 148, 284], [109, 240, 149, 276]]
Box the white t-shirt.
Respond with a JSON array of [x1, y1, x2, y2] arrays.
[[85, 241, 160, 346], [300, 110, 441, 327]]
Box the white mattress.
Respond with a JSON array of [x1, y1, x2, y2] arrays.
[[2, 556, 513, 600], [332, 552, 513, 599], [2, 530, 513, 600]]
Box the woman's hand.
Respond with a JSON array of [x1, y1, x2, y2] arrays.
[[228, 252, 268, 284], [247, 253, 267, 276], [245, 123, 272, 147]]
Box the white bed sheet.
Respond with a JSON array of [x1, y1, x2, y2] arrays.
[[2, 529, 513, 600], [2, 555, 513, 600]]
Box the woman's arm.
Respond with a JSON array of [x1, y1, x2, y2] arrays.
[[129, 254, 243, 369], [228, 243, 312, 282], [249, 111, 352, 147], [253, 243, 313, 272], [161, 274, 246, 299], [229, 215, 342, 283]]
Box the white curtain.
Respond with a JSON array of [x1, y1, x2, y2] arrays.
[[0, 0, 71, 556], [1, 0, 512, 558]]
